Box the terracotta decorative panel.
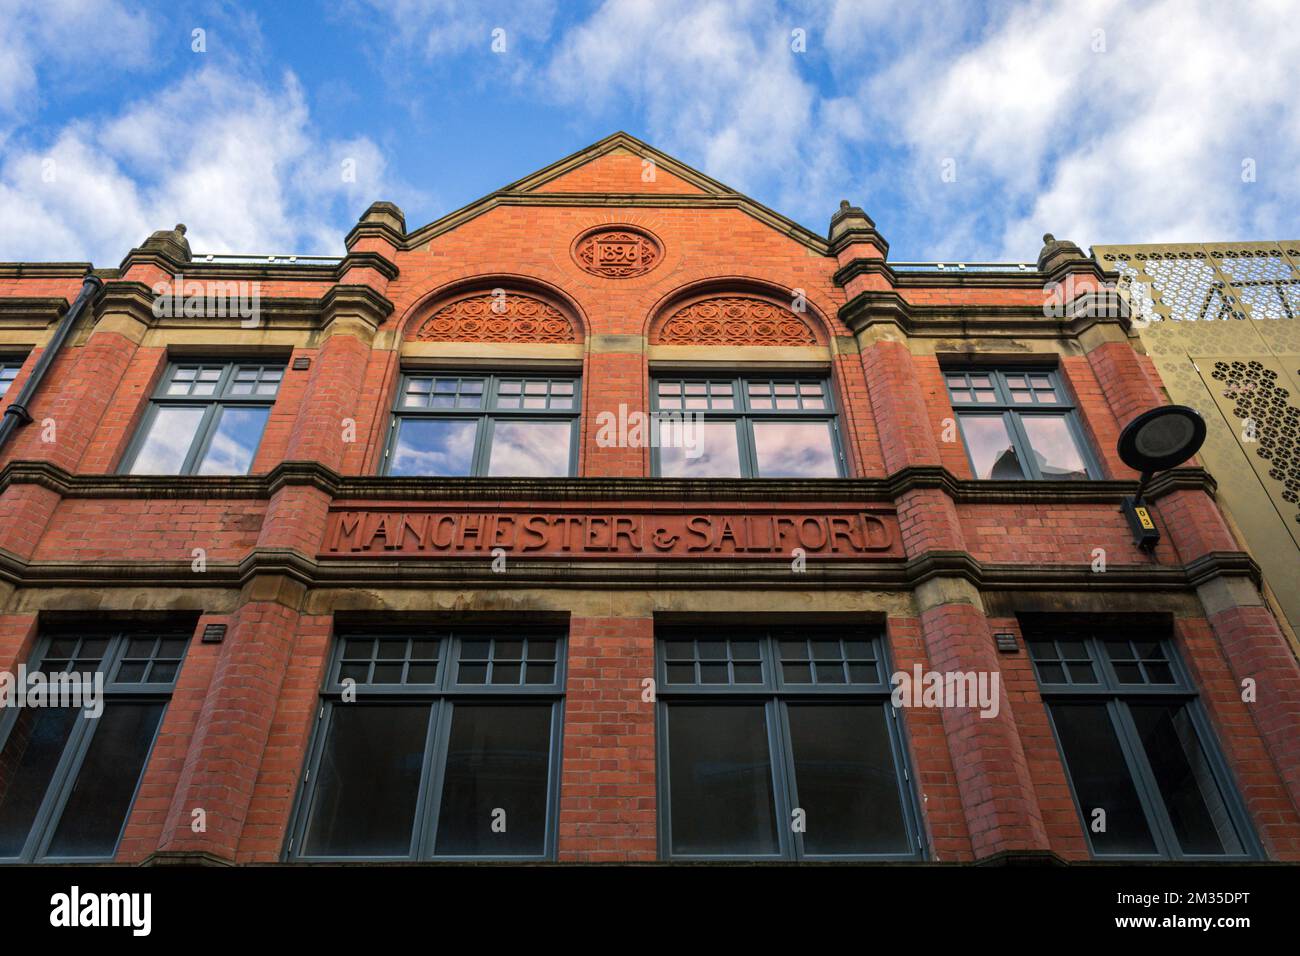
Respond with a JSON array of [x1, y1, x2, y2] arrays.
[[572, 227, 662, 278], [657, 296, 818, 346], [413, 292, 577, 343]]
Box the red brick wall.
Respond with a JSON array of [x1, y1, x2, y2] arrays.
[[0, 183, 1295, 864], [156, 599, 302, 861], [117, 614, 222, 862], [1176, 615, 1300, 857], [33, 499, 264, 562], [77, 345, 166, 474], [917, 601, 1050, 858], [558, 616, 657, 861], [886, 615, 972, 860], [959, 503, 1169, 566], [238, 613, 332, 862], [990, 615, 1091, 860]]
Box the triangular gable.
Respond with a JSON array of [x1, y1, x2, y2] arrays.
[[531, 146, 706, 195], [404, 132, 827, 254]]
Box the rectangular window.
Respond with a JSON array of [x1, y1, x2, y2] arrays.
[[0, 360, 22, 397], [945, 368, 1098, 480], [1026, 623, 1259, 860], [123, 361, 283, 475], [656, 626, 920, 860], [385, 373, 579, 477], [0, 630, 187, 862], [289, 628, 565, 860], [651, 375, 844, 478]]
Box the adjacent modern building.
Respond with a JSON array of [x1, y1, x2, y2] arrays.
[[1093, 241, 1300, 639], [0, 133, 1297, 864]]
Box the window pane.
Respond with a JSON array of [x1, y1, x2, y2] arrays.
[[45, 702, 166, 858], [0, 708, 78, 857], [487, 421, 571, 477], [787, 703, 911, 855], [389, 419, 477, 476], [658, 421, 741, 477], [1019, 415, 1090, 480], [195, 406, 269, 475], [666, 704, 779, 856], [128, 406, 206, 474], [1129, 703, 1244, 856], [657, 381, 683, 409], [752, 421, 839, 478], [958, 415, 1025, 479], [1049, 702, 1157, 856], [434, 704, 553, 856], [302, 705, 430, 857]]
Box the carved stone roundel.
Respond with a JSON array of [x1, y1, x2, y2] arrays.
[[658, 296, 817, 346], [572, 226, 662, 279], [415, 292, 576, 343]]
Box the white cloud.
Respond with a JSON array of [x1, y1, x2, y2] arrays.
[[346, 0, 558, 83], [3, 0, 1296, 265], [0, 67, 399, 263], [544, 0, 846, 224], [0, 0, 154, 127], [863, 0, 1300, 257], [538, 0, 1299, 255]]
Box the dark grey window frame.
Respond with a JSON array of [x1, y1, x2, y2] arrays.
[[0, 357, 24, 397], [1027, 625, 1261, 861], [945, 366, 1102, 480], [0, 629, 188, 863], [119, 359, 283, 475], [649, 373, 847, 478], [382, 371, 581, 477], [654, 626, 924, 861], [285, 627, 567, 862]]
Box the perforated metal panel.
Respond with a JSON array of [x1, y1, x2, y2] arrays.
[[1098, 242, 1300, 325], [1203, 359, 1300, 533], [1095, 242, 1300, 635]]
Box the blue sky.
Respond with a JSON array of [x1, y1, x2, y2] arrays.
[[1, 0, 1296, 265]]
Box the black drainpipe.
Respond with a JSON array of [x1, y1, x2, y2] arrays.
[[0, 273, 103, 455]]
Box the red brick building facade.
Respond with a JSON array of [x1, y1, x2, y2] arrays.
[[0, 133, 1297, 864]]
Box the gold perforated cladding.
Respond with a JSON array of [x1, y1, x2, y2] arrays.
[[1094, 242, 1300, 635]]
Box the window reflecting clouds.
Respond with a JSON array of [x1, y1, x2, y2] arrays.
[[752, 421, 838, 477], [386, 373, 578, 477], [488, 421, 572, 477], [125, 363, 281, 475], [948, 369, 1096, 481], [653, 376, 842, 478]]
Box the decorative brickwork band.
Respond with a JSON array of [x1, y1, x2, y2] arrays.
[[413, 292, 578, 343], [572, 226, 662, 278], [656, 296, 817, 346]]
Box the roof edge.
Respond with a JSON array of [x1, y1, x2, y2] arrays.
[[402, 132, 830, 255]]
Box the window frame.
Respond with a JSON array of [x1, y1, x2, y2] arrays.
[[0, 628, 188, 863], [382, 370, 581, 477], [120, 359, 284, 476], [654, 626, 924, 862], [944, 366, 1101, 480], [1027, 627, 1261, 861], [0, 357, 24, 398], [649, 373, 846, 478], [285, 627, 567, 862]]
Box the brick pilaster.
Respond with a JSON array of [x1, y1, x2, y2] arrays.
[[886, 615, 972, 860], [558, 615, 657, 861], [914, 580, 1050, 859], [1176, 613, 1300, 859], [153, 582, 304, 863]]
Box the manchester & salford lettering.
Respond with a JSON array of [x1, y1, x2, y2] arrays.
[[323, 511, 895, 557]]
